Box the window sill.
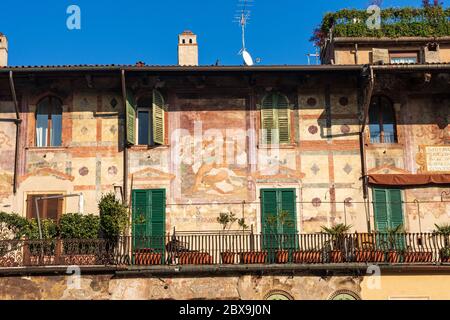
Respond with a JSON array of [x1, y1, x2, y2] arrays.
[[25, 146, 69, 152], [366, 143, 403, 149], [129, 145, 170, 151], [257, 144, 297, 150]]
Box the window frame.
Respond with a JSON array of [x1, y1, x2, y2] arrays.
[[389, 51, 420, 64], [35, 96, 63, 148], [136, 106, 153, 146], [368, 95, 397, 144], [260, 92, 292, 146], [26, 193, 64, 222]]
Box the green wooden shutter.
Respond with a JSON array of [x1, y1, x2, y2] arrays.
[[276, 95, 291, 144], [153, 90, 165, 145], [387, 189, 403, 229], [149, 189, 166, 257], [261, 189, 278, 235], [126, 89, 136, 145], [132, 190, 149, 249], [279, 189, 297, 235], [373, 188, 389, 232], [261, 94, 276, 144]]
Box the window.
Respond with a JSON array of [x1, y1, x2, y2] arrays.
[[35, 97, 63, 147], [261, 93, 291, 144], [137, 96, 153, 146], [129, 90, 165, 146], [26, 194, 63, 221], [372, 188, 404, 232], [132, 189, 166, 261], [390, 52, 419, 64], [369, 96, 397, 144]]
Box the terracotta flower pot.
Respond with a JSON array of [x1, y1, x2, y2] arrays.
[[179, 252, 213, 265], [387, 251, 402, 263], [221, 252, 236, 264], [355, 250, 385, 263], [134, 249, 162, 265], [276, 250, 289, 264], [240, 251, 268, 264], [403, 252, 433, 263], [292, 251, 322, 264], [62, 254, 98, 266], [330, 250, 343, 263]]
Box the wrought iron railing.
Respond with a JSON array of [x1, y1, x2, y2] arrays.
[[1, 233, 449, 268]]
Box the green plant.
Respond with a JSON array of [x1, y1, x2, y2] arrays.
[[385, 224, 405, 252], [217, 212, 238, 231], [59, 213, 100, 239], [98, 193, 129, 239], [0, 212, 30, 239], [321, 223, 353, 237], [312, 6, 450, 47], [26, 219, 59, 240], [321, 223, 353, 253], [433, 224, 450, 260], [265, 211, 294, 234], [238, 218, 249, 231]]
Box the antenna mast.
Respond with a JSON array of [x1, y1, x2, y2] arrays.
[[234, 0, 255, 65]]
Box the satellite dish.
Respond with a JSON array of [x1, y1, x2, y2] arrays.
[[242, 49, 254, 66]]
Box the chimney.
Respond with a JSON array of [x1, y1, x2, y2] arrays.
[[0, 33, 7, 67], [178, 30, 198, 66]]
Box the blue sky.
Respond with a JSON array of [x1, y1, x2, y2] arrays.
[[2, 0, 424, 66]]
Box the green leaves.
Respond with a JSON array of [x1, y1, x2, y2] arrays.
[[434, 223, 450, 236], [99, 193, 129, 239], [59, 213, 100, 239], [321, 223, 353, 236], [313, 6, 450, 44], [217, 212, 237, 231]]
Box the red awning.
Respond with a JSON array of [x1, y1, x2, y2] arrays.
[[368, 174, 450, 186]]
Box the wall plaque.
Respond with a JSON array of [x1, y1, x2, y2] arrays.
[[416, 145, 450, 173]]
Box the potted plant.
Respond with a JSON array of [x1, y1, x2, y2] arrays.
[[262, 211, 296, 264], [354, 233, 385, 263], [383, 225, 406, 263], [433, 224, 450, 263], [217, 211, 238, 264], [320, 224, 352, 263]]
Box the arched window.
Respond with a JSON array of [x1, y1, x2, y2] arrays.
[[261, 93, 291, 144], [369, 96, 397, 144], [35, 96, 63, 147]]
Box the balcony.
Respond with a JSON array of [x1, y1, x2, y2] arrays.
[[1, 232, 449, 273]]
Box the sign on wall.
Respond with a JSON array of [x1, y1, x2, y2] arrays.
[[417, 145, 450, 173]]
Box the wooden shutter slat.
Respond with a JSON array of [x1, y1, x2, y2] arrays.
[[153, 90, 165, 145], [126, 90, 136, 145], [373, 188, 389, 232], [387, 189, 404, 229]]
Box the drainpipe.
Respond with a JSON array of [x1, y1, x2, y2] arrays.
[[360, 65, 374, 232], [8, 71, 21, 194], [354, 43, 359, 65], [120, 70, 129, 206]]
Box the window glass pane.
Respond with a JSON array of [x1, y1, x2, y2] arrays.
[[382, 98, 396, 143], [36, 99, 50, 147], [390, 57, 417, 64], [369, 101, 381, 143], [51, 113, 62, 146], [138, 111, 149, 145], [27, 194, 62, 220]]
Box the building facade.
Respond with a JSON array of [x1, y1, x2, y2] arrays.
[[0, 10, 449, 300]]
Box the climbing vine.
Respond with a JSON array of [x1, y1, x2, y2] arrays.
[[312, 6, 450, 47]]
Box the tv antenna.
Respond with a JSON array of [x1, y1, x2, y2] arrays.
[[306, 47, 320, 65], [234, 0, 256, 66]]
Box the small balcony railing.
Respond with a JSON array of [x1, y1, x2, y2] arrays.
[[1, 232, 449, 268]]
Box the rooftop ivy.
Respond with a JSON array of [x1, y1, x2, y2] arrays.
[[312, 6, 450, 47]]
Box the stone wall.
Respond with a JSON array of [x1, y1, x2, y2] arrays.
[[0, 273, 362, 300]]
